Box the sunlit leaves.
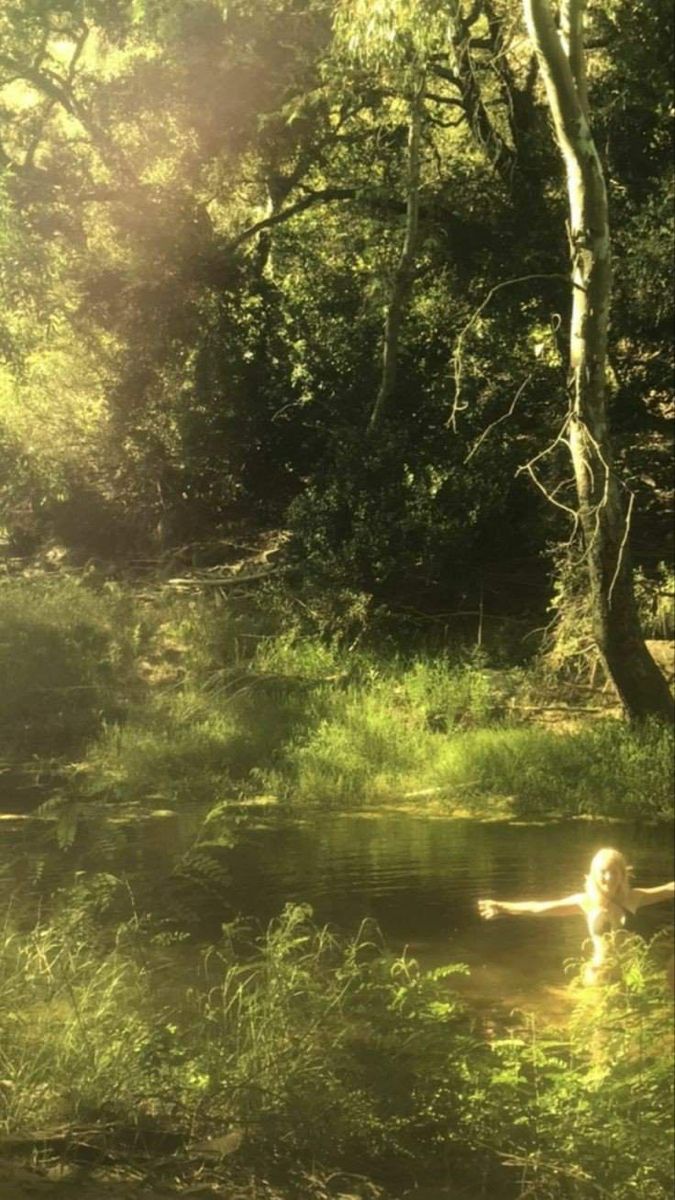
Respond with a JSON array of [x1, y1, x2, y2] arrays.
[[334, 0, 446, 66]]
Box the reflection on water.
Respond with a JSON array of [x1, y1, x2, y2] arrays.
[[222, 813, 674, 1013], [0, 807, 673, 1014]]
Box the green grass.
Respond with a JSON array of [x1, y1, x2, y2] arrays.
[[425, 719, 675, 820], [257, 652, 672, 818], [79, 695, 250, 807], [0, 896, 672, 1200], [0, 574, 138, 760], [0, 573, 672, 821], [0, 897, 476, 1174]]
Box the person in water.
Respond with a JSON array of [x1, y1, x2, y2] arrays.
[[478, 847, 675, 983]]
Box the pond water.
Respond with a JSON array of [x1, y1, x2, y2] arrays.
[[1, 806, 673, 1015]]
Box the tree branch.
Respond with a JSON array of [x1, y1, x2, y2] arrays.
[[225, 188, 356, 250], [446, 2, 516, 184], [368, 72, 425, 434], [464, 373, 533, 463], [449, 272, 568, 430]]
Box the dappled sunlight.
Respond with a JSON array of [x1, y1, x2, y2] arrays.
[[0, 0, 673, 1195]]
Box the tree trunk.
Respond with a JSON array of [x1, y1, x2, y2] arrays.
[[523, 0, 672, 721], [368, 74, 424, 434]]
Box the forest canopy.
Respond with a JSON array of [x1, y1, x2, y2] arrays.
[[0, 0, 672, 639]]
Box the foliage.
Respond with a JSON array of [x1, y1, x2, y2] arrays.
[[1, 575, 670, 820], [426, 719, 674, 820], [0, 574, 138, 761], [482, 930, 675, 1200], [0, 896, 672, 1199], [0, 0, 669, 626], [259, 646, 500, 804], [0, 898, 476, 1174]]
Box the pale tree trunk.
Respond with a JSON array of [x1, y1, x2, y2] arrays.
[[368, 74, 424, 434], [523, 0, 672, 720]]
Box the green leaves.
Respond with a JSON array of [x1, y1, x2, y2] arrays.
[[334, 0, 446, 66]]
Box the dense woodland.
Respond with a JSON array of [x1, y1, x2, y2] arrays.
[[0, 0, 673, 646], [0, 3, 674, 1200]]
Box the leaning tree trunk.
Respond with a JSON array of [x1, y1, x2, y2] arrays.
[[368, 72, 424, 434], [523, 0, 672, 720]]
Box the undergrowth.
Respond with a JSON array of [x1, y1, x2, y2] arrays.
[[0, 573, 139, 760], [0, 894, 672, 1200], [0, 573, 672, 820]]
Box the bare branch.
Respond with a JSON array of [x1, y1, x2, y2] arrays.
[[514, 413, 581, 535], [66, 25, 90, 83], [0, 55, 82, 117], [446, 1, 517, 183], [462, 0, 485, 30], [428, 63, 461, 88], [464, 373, 533, 463], [0, 50, 135, 180], [448, 272, 567, 430], [225, 188, 356, 251], [607, 490, 634, 610], [423, 91, 465, 108], [23, 27, 91, 170], [522, 463, 580, 529]]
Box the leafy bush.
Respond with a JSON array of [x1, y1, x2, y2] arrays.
[[0, 575, 137, 760], [428, 720, 674, 819], [260, 653, 508, 805], [79, 696, 244, 807], [0, 896, 672, 1200], [481, 931, 675, 1200], [2, 575, 671, 822], [0, 896, 477, 1179], [543, 551, 675, 680]]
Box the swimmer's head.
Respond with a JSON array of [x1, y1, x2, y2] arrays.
[[585, 848, 632, 906]]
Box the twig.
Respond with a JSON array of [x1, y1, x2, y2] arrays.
[[515, 414, 580, 530], [167, 568, 285, 588], [464, 372, 533, 463], [522, 463, 580, 527], [509, 703, 610, 713], [449, 273, 567, 430]]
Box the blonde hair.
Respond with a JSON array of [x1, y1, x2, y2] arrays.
[[584, 847, 633, 908]]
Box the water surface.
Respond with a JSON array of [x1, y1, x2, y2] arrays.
[[1, 806, 672, 1013], [223, 812, 675, 1010]]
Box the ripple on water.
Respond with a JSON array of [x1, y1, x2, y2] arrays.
[[0, 809, 672, 1012]]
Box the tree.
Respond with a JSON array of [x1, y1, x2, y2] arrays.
[[0, 0, 671, 658], [522, 0, 672, 720], [367, 70, 425, 434]]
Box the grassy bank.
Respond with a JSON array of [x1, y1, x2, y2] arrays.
[[0, 898, 672, 1200], [0, 574, 673, 1199], [1, 573, 673, 821]]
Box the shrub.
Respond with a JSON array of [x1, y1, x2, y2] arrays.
[[0, 575, 136, 760], [428, 720, 674, 819], [0, 896, 671, 1200]]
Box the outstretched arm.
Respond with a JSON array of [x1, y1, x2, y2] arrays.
[[478, 894, 583, 920], [632, 882, 675, 910]]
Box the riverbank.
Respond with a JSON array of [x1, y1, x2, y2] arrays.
[[0, 570, 673, 1200], [0, 902, 672, 1200]]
